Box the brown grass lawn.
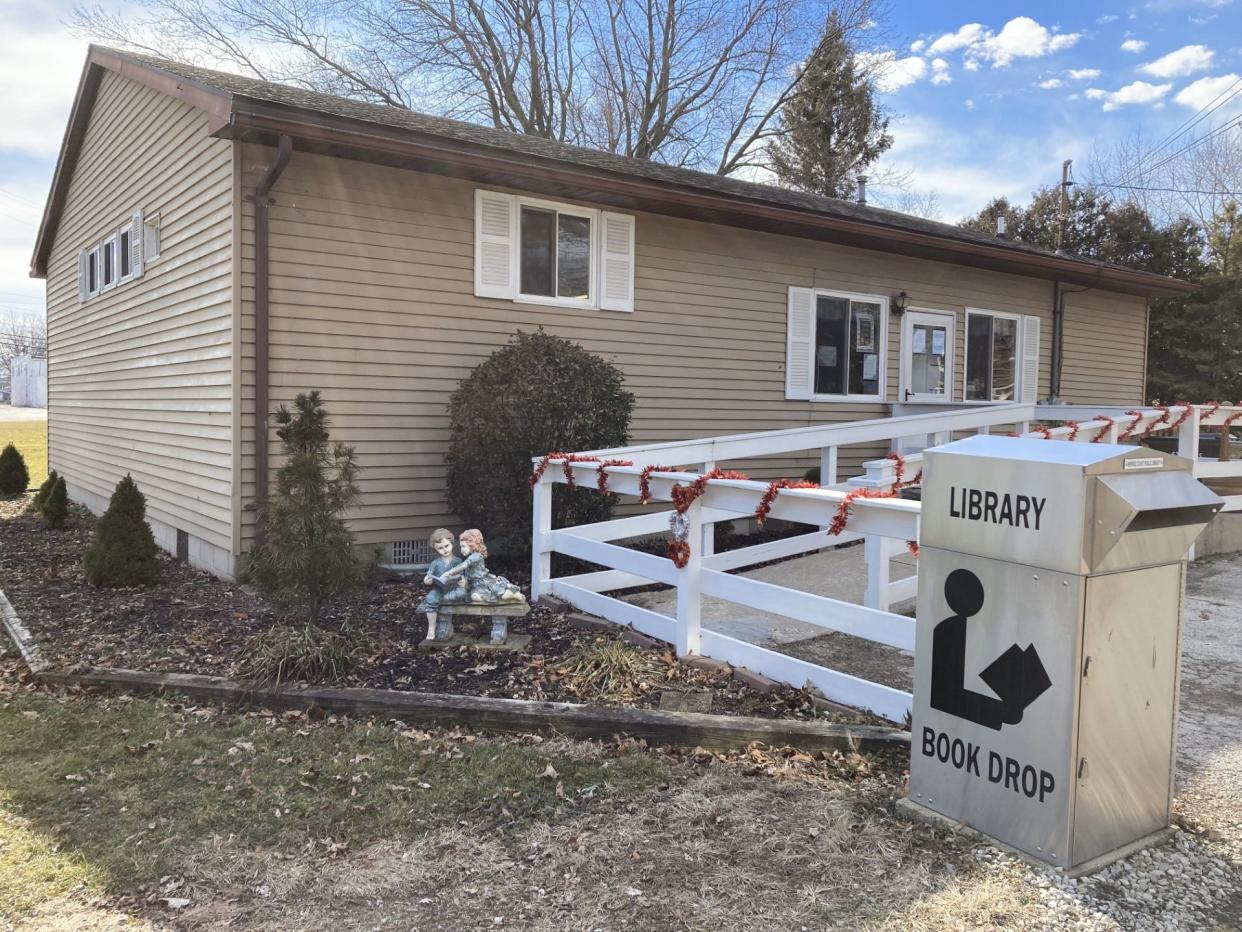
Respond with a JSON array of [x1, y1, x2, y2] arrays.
[[0, 651, 1136, 932], [0, 412, 47, 488]]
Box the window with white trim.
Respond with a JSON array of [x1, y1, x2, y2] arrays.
[[473, 190, 635, 312], [965, 309, 1041, 403], [785, 287, 888, 401], [78, 209, 146, 302]]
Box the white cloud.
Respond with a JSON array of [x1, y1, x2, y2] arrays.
[[1121, 39, 1148, 53], [927, 18, 1081, 70], [1138, 44, 1215, 78], [1084, 80, 1173, 110], [1098, 13, 1120, 24], [930, 58, 951, 85], [928, 23, 988, 56], [864, 53, 929, 92], [976, 17, 1081, 67], [1039, 78, 1064, 89], [1067, 68, 1102, 80], [910, 39, 927, 53], [1173, 73, 1242, 111]]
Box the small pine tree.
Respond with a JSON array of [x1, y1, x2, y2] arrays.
[[0, 443, 29, 496], [83, 475, 161, 588], [244, 391, 365, 625], [43, 475, 68, 529], [33, 470, 58, 512]]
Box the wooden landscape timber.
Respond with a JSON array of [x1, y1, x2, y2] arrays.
[[31, 666, 910, 753]]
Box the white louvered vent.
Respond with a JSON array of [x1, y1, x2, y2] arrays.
[[474, 190, 516, 298], [391, 539, 433, 567]]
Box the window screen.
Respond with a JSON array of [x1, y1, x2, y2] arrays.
[[520, 206, 592, 301]]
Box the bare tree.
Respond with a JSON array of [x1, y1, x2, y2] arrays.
[[1088, 123, 1242, 253], [0, 311, 47, 393], [75, 0, 880, 175]]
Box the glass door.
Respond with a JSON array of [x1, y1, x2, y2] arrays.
[[901, 310, 954, 403]]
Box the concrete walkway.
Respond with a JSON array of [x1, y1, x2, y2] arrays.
[[623, 542, 919, 690]]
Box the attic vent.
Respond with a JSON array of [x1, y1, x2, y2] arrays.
[[391, 539, 433, 567]]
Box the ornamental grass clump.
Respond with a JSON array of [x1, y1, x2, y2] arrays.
[[0, 443, 29, 496], [245, 622, 355, 685], [243, 391, 366, 626], [42, 474, 68, 529], [83, 475, 161, 588], [557, 642, 669, 702], [447, 330, 634, 561]]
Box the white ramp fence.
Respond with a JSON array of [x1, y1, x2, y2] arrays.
[[530, 402, 1242, 724]]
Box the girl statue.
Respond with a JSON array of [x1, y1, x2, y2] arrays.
[[437, 528, 525, 604], [417, 528, 468, 640]]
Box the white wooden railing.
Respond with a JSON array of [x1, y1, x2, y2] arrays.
[[531, 402, 1242, 724]]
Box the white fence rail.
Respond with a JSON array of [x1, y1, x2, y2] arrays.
[[532, 402, 1242, 724]]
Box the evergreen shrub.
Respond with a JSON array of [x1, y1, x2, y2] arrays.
[[83, 475, 161, 588], [0, 443, 29, 496], [446, 330, 635, 561]]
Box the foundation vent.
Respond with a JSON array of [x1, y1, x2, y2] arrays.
[[391, 539, 433, 568]]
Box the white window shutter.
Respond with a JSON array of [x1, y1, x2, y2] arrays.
[[785, 287, 815, 400], [599, 211, 635, 312], [130, 209, 144, 279], [1020, 314, 1041, 403], [474, 190, 516, 299], [78, 249, 89, 301]]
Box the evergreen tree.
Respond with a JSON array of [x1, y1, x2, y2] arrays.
[[0, 443, 29, 496], [43, 475, 68, 529], [769, 13, 892, 200], [83, 475, 161, 588], [1207, 201, 1239, 277], [961, 187, 1205, 279], [33, 470, 58, 512], [244, 391, 365, 625], [1147, 275, 1242, 403]]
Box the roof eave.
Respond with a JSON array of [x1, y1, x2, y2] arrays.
[[29, 46, 233, 278], [221, 102, 1198, 298]]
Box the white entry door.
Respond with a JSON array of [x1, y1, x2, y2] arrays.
[[900, 310, 954, 403]]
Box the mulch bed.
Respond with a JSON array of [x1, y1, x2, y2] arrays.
[[0, 495, 874, 725]]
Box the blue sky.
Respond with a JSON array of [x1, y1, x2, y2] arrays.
[[2, 0, 1241, 315]]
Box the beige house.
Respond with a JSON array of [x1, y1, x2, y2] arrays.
[[31, 46, 1196, 578]]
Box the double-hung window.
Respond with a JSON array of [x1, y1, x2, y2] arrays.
[[474, 190, 636, 312], [785, 287, 887, 401], [965, 309, 1041, 403]]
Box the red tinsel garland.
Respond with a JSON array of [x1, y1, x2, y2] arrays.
[[754, 479, 819, 526], [666, 537, 692, 567], [1035, 425, 1054, 440], [663, 468, 750, 567], [1222, 403, 1242, 433], [1090, 415, 1115, 442], [1200, 402, 1222, 422], [638, 464, 685, 505], [529, 452, 572, 487], [1117, 410, 1147, 443], [595, 459, 634, 494], [1165, 403, 1194, 433], [1065, 421, 1081, 441]]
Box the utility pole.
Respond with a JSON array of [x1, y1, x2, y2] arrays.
[[1056, 159, 1073, 252]]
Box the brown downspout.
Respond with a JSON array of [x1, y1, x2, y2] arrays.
[[1050, 280, 1065, 403], [252, 134, 293, 538]]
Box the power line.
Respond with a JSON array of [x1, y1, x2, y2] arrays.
[[1107, 183, 1242, 197], [1097, 78, 1242, 194]]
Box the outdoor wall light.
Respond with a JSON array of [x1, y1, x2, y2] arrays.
[[892, 291, 909, 316]]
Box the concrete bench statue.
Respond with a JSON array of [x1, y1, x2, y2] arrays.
[[417, 527, 529, 649]]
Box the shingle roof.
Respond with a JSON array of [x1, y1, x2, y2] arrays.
[[33, 46, 1198, 294]]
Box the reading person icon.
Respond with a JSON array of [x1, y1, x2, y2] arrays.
[[930, 568, 1052, 731]]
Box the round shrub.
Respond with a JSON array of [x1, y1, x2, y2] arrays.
[[0, 443, 29, 496], [83, 474, 161, 587], [42, 475, 68, 529], [446, 330, 635, 560]]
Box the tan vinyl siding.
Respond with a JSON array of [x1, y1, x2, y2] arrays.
[[233, 147, 1148, 553], [1060, 289, 1148, 405], [45, 71, 234, 553]]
